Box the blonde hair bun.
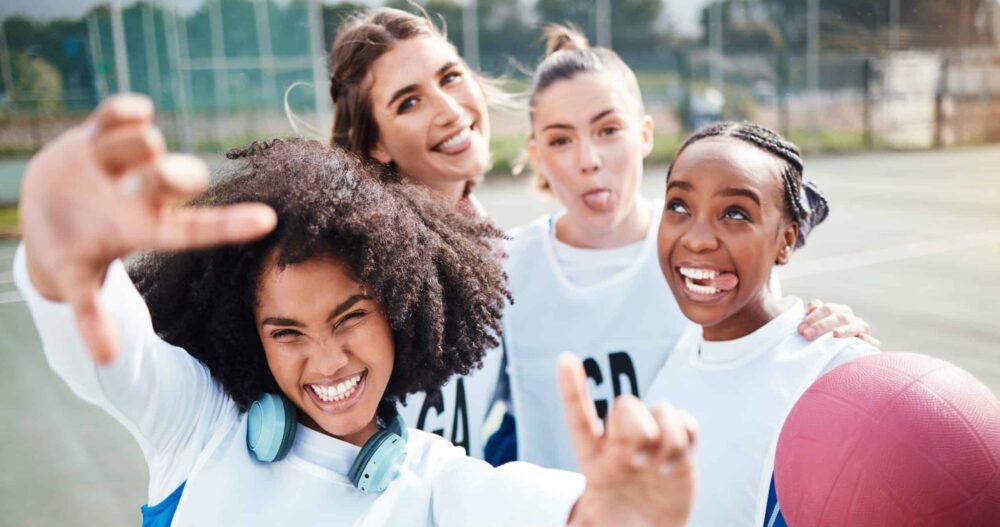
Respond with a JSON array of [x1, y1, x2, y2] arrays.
[[543, 24, 589, 56]]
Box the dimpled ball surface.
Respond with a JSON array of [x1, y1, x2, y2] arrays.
[[774, 352, 1000, 526]]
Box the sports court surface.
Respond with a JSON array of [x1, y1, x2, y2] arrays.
[[1, 145, 998, 526]]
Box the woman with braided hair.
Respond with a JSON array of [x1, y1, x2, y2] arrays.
[[645, 121, 880, 527], [15, 95, 698, 526]]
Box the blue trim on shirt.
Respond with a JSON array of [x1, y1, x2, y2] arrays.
[[483, 411, 518, 467], [762, 473, 788, 527], [141, 481, 185, 527]]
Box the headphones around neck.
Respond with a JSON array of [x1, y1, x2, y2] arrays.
[[246, 393, 409, 493]]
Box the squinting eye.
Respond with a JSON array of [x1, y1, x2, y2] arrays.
[[724, 208, 750, 221], [666, 200, 688, 214], [549, 137, 570, 147], [442, 71, 462, 85], [335, 311, 367, 330], [271, 329, 301, 339]]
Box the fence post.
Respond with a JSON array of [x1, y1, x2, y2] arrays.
[[862, 57, 873, 149], [777, 49, 789, 137]]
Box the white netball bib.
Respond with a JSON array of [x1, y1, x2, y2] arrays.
[[396, 194, 502, 459], [504, 201, 693, 471]]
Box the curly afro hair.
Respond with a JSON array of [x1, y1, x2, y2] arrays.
[[129, 138, 510, 412]]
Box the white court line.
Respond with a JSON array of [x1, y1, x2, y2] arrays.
[[0, 290, 22, 305], [784, 229, 1000, 279]]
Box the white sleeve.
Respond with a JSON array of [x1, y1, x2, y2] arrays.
[[13, 244, 231, 502], [432, 457, 584, 527]]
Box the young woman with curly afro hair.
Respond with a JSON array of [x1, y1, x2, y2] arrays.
[[15, 95, 698, 527]]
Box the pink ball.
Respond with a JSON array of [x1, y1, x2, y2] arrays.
[[774, 352, 1000, 526]]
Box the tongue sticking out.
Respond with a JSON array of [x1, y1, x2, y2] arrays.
[[582, 190, 611, 211], [709, 272, 739, 291]]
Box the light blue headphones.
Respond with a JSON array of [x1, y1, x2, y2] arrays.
[[246, 393, 408, 493]]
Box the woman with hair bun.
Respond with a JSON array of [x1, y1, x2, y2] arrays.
[[489, 25, 878, 470]]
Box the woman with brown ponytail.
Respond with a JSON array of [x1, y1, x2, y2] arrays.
[[325, 6, 507, 457]]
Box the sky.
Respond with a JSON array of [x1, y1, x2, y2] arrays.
[[0, 0, 715, 37]]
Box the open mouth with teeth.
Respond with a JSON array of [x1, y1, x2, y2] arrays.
[[307, 371, 366, 405], [433, 123, 475, 154], [677, 266, 739, 298]]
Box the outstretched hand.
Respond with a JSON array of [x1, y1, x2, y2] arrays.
[[19, 94, 277, 363], [560, 354, 696, 527]]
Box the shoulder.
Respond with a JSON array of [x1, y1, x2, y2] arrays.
[[505, 216, 552, 263], [821, 338, 880, 376], [404, 429, 468, 478]]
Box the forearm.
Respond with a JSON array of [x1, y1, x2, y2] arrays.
[[15, 243, 150, 404]]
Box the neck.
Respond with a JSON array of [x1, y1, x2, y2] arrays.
[[556, 197, 651, 249], [301, 415, 380, 448], [702, 288, 790, 341]]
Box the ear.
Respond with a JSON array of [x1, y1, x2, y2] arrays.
[[640, 114, 655, 158], [527, 137, 543, 176], [775, 222, 799, 265], [369, 140, 392, 165]]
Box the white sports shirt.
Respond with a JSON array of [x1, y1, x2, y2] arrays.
[[645, 299, 878, 527]]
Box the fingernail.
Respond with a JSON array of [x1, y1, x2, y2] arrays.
[[631, 452, 649, 470]]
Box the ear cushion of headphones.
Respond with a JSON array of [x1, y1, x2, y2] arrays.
[[349, 428, 408, 493], [247, 393, 297, 463]]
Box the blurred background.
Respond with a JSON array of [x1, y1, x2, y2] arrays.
[[1, 0, 1000, 201], [1, 1, 999, 525]]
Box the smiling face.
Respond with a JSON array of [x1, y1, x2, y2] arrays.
[[254, 253, 394, 447], [529, 72, 654, 248], [657, 137, 798, 341], [366, 35, 490, 202]]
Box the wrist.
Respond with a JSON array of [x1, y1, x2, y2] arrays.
[[24, 241, 65, 301]]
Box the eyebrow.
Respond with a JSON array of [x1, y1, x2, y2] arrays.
[[718, 187, 761, 207], [541, 108, 617, 132], [666, 180, 694, 192], [386, 61, 459, 109], [260, 294, 372, 328]]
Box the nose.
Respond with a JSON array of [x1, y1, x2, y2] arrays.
[[680, 217, 720, 253], [310, 338, 350, 377], [432, 90, 464, 127], [577, 138, 601, 175]]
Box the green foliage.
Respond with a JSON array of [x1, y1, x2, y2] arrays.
[[0, 204, 18, 234], [9, 53, 63, 113]]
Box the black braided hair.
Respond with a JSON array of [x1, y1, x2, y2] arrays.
[[667, 121, 830, 248]]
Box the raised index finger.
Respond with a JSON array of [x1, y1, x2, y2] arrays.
[[557, 353, 601, 460]]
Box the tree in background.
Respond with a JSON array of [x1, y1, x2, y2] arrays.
[[1, 17, 89, 108], [9, 53, 63, 113]]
